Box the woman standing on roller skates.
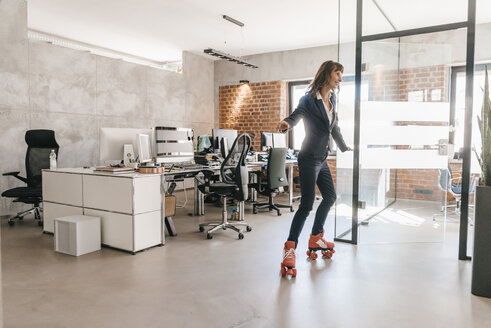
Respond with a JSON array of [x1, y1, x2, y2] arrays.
[[278, 60, 351, 277]]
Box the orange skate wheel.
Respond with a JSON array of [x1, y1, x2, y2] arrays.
[[292, 268, 297, 277], [322, 250, 334, 258], [310, 251, 318, 260], [306, 250, 311, 256], [281, 264, 286, 277]]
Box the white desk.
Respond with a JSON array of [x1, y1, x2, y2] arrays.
[[191, 160, 299, 218], [42, 168, 163, 254]]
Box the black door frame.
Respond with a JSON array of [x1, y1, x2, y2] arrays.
[[341, 0, 476, 258]]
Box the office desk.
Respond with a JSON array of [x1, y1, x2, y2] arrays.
[[191, 160, 299, 218], [42, 168, 163, 254]]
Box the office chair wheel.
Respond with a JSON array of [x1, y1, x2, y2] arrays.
[[238, 233, 244, 240], [290, 207, 294, 212], [34, 211, 41, 220], [253, 207, 257, 214], [8, 220, 15, 226], [38, 221, 43, 227], [277, 211, 282, 216], [246, 226, 252, 232], [199, 226, 205, 232], [207, 233, 213, 239]]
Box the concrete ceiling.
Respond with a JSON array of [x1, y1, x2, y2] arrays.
[[28, 0, 491, 63]]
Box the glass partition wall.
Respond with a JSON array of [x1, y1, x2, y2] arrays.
[[334, 0, 476, 256]]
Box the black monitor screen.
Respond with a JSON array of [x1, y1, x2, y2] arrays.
[[261, 132, 274, 150], [212, 129, 238, 152]]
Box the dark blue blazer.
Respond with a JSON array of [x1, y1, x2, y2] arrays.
[[284, 92, 348, 157]]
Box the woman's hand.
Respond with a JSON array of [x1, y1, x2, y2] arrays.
[[278, 121, 289, 133]]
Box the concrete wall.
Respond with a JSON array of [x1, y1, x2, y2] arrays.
[[0, 0, 27, 326], [0, 1, 215, 217]]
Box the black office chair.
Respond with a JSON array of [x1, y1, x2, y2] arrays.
[[2, 130, 59, 226], [250, 147, 294, 216], [198, 133, 252, 239]]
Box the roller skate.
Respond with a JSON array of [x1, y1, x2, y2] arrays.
[[307, 232, 335, 260], [281, 241, 297, 277]]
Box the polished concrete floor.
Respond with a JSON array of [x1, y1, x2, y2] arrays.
[[2, 195, 491, 328]]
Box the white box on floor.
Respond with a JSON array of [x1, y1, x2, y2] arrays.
[[55, 215, 101, 256]]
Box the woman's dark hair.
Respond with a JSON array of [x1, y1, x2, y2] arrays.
[[308, 60, 344, 98]]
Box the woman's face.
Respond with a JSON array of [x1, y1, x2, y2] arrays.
[[326, 69, 343, 90]]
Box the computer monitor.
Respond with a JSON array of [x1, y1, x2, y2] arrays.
[[138, 134, 152, 164], [220, 137, 229, 158], [99, 127, 153, 165], [273, 133, 287, 148], [212, 129, 238, 153], [261, 132, 274, 150], [154, 126, 194, 164]]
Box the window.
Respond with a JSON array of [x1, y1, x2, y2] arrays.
[[288, 81, 309, 150], [451, 64, 489, 160], [288, 76, 368, 152]]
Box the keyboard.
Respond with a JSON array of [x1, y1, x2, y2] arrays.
[[176, 164, 208, 170]]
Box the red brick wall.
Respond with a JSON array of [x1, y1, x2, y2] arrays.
[[371, 65, 450, 201], [371, 65, 449, 102], [395, 169, 443, 201], [219, 81, 287, 151]]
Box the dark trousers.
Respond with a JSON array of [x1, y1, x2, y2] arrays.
[[287, 153, 336, 246]]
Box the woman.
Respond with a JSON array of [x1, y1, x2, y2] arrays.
[[278, 60, 351, 277]]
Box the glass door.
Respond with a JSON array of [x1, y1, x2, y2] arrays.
[[335, 0, 473, 249], [356, 37, 453, 244]]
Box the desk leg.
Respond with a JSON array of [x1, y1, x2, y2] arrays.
[[165, 217, 177, 236], [250, 173, 257, 202], [238, 201, 245, 221], [194, 176, 204, 216], [288, 164, 293, 206], [161, 174, 166, 245]]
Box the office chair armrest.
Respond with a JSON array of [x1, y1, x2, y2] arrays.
[[200, 170, 218, 185], [2, 171, 27, 183]]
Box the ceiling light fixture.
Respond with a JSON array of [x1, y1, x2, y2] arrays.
[[28, 29, 182, 73], [204, 48, 258, 68], [203, 14, 258, 69], [222, 15, 244, 27]]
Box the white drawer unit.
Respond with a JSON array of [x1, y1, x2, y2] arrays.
[[43, 202, 83, 234], [42, 168, 163, 254], [83, 175, 134, 214], [84, 209, 161, 253], [83, 209, 134, 251], [42, 171, 83, 206], [54, 215, 101, 256]]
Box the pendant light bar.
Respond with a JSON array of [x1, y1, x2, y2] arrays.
[[222, 15, 244, 27], [204, 48, 258, 68]]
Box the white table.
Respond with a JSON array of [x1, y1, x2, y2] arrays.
[[42, 168, 163, 254]]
